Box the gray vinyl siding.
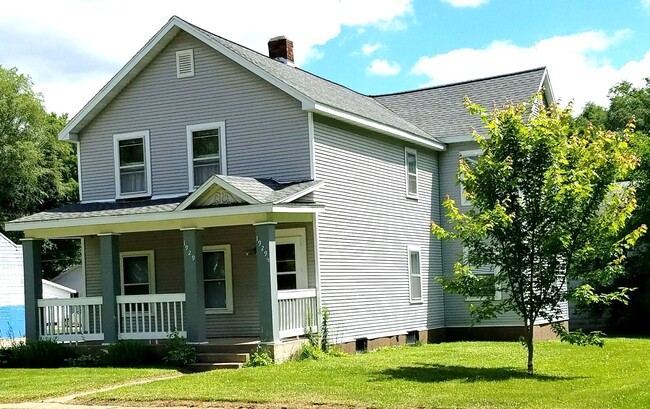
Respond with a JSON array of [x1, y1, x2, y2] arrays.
[[312, 116, 444, 343], [79, 31, 310, 202], [82, 222, 316, 338], [439, 141, 568, 327]]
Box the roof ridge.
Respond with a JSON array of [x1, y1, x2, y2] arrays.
[[372, 66, 547, 98]]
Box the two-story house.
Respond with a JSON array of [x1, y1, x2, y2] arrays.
[[6, 16, 563, 359]]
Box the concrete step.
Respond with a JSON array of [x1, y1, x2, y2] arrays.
[[195, 343, 258, 354], [188, 362, 243, 372], [196, 352, 249, 363]]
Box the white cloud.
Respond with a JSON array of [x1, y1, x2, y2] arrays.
[[0, 0, 413, 115], [411, 30, 649, 112], [368, 59, 401, 76], [441, 0, 489, 8], [642, 0, 650, 10], [362, 43, 383, 56]]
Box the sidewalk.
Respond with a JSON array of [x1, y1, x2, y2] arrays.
[[0, 374, 203, 409]]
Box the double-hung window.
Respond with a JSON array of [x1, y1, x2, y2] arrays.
[[463, 247, 502, 301], [408, 246, 423, 302], [187, 122, 227, 189], [113, 131, 151, 199], [459, 149, 481, 206], [203, 245, 233, 313], [275, 228, 308, 291], [120, 251, 155, 296], [405, 148, 418, 198]]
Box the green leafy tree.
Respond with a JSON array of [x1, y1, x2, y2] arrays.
[[0, 66, 79, 278], [577, 79, 650, 333], [432, 97, 646, 374]]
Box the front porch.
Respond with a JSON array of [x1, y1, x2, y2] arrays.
[[35, 289, 317, 343], [8, 176, 325, 346]]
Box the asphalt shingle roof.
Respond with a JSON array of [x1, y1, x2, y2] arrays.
[[186, 19, 435, 141], [10, 176, 321, 224], [373, 67, 546, 141]]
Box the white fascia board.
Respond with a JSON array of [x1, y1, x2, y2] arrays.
[[59, 19, 181, 141], [307, 103, 446, 152], [275, 181, 324, 204], [6, 203, 324, 232], [441, 135, 477, 143], [540, 69, 556, 105]]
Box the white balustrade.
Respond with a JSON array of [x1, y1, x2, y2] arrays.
[[37, 297, 104, 342], [278, 288, 318, 338], [117, 293, 186, 340]]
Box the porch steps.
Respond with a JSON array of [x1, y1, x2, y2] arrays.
[[187, 342, 256, 372]]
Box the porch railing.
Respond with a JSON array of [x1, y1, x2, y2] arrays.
[[278, 288, 318, 338], [117, 293, 186, 340], [37, 296, 104, 342]]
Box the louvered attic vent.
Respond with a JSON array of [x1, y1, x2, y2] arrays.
[[176, 49, 194, 78]]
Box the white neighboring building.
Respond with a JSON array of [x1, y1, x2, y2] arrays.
[[0, 234, 76, 339], [51, 265, 85, 297]]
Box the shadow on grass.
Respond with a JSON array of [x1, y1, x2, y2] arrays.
[[373, 363, 583, 383]]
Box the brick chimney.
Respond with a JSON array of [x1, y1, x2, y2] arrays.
[[268, 36, 294, 65]]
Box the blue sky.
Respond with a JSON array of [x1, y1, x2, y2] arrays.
[[1, 0, 649, 116]]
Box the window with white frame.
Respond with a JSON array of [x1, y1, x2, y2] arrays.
[[459, 149, 481, 206], [408, 246, 423, 302], [462, 247, 502, 301], [276, 228, 308, 291], [113, 131, 151, 199], [187, 122, 227, 189], [120, 251, 155, 295], [203, 244, 233, 313], [405, 147, 418, 198]]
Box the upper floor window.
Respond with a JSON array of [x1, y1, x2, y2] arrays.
[[405, 147, 418, 198], [113, 131, 151, 199], [187, 122, 227, 190], [459, 149, 481, 206]]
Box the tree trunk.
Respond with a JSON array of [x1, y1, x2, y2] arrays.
[[525, 326, 534, 375]]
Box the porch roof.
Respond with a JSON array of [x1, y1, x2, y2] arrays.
[[5, 177, 324, 236]]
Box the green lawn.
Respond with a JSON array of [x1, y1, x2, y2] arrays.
[[0, 367, 177, 403], [76, 338, 649, 409]]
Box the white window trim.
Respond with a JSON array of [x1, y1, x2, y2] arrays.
[[119, 250, 156, 295], [276, 227, 308, 290], [113, 130, 152, 199], [459, 149, 482, 206], [176, 49, 195, 78], [203, 244, 234, 314], [407, 245, 423, 303], [462, 247, 502, 301], [405, 147, 418, 199], [186, 121, 227, 191]]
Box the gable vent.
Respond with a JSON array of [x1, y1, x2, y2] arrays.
[[176, 49, 195, 78]]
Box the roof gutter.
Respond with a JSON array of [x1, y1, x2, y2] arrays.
[[306, 102, 446, 151]]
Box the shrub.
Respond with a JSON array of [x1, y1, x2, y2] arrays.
[[295, 343, 326, 361], [67, 353, 103, 367], [244, 346, 273, 367], [162, 332, 196, 368], [8, 339, 72, 368], [103, 340, 155, 367]]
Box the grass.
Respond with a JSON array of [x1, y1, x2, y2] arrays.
[[75, 338, 650, 409], [0, 367, 178, 403]]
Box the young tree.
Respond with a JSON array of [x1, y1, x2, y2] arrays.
[[432, 97, 646, 374], [0, 65, 79, 278]]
